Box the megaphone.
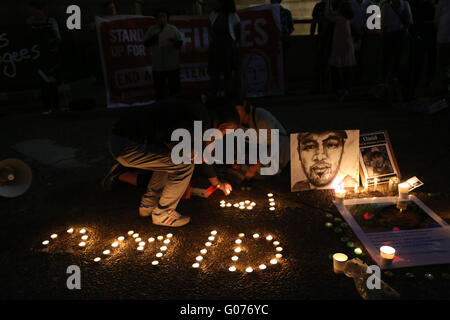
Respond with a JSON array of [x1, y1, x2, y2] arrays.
[[0, 159, 32, 198]]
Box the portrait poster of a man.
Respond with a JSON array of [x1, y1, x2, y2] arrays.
[[290, 130, 360, 191]]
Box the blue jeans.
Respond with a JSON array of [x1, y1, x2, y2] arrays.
[[109, 134, 194, 215]]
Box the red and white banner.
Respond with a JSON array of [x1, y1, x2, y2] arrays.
[[96, 5, 283, 108]]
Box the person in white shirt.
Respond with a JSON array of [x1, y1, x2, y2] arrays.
[[435, 0, 450, 95], [208, 0, 241, 97], [381, 0, 413, 81]]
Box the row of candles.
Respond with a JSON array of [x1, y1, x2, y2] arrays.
[[333, 245, 396, 273], [334, 178, 411, 204], [219, 193, 277, 212], [192, 230, 218, 268]]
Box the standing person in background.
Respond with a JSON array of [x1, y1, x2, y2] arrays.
[[144, 8, 183, 101], [27, 0, 62, 115], [310, 0, 334, 93], [381, 0, 413, 81], [348, 0, 364, 82], [435, 0, 450, 96], [325, 0, 356, 101], [407, 0, 437, 100], [207, 0, 241, 98], [271, 0, 294, 91]]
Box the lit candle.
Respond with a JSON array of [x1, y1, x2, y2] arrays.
[[210, 230, 217, 235], [152, 260, 159, 265], [234, 247, 242, 253], [398, 183, 409, 199], [220, 200, 226, 204], [266, 235, 273, 241], [275, 253, 282, 259], [354, 248, 363, 255], [42, 240, 50, 245], [79, 228, 86, 234], [166, 233, 173, 238], [160, 246, 167, 251], [380, 246, 396, 262], [333, 253, 348, 274], [276, 247, 283, 252], [250, 202, 256, 206], [226, 190, 230, 195], [334, 187, 346, 204], [226, 203, 232, 207], [135, 237, 142, 242], [245, 200, 250, 204], [267, 193, 273, 197], [67, 228, 74, 234], [259, 264, 267, 270], [269, 207, 275, 211], [138, 241, 146, 246], [229, 266, 236, 272], [156, 236, 163, 241], [127, 230, 134, 236], [373, 177, 378, 190], [192, 263, 200, 268], [231, 256, 239, 261], [81, 235, 88, 241], [245, 267, 253, 273], [205, 242, 212, 247], [132, 233, 139, 238], [220, 203, 226, 208], [78, 242, 86, 247], [148, 237, 155, 243], [233, 203, 239, 207], [239, 206, 245, 210], [50, 234, 58, 239], [235, 239, 242, 244], [102, 249, 110, 255], [137, 246, 144, 251], [200, 249, 207, 254], [239, 202, 245, 206], [246, 206, 253, 210], [94, 257, 101, 262], [270, 259, 278, 265], [273, 241, 280, 246], [111, 241, 119, 247], [363, 182, 368, 192], [156, 252, 163, 258], [163, 239, 170, 244], [208, 236, 215, 241], [196, 256, 203, 262], [253, 233, 260, 239], [117, 236, 125, 241], [238, 233, 245, 238], [269, 202, 276, 206], [354, 184, 359, 193]]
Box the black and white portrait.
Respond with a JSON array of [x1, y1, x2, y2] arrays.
[[361, 145, 395, 177], [290, 130, 360, 191]]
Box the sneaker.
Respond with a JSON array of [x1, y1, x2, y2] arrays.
[[139, 204, 154, 217], [101, 162, 126, 191], [152, 210, 190, 227]]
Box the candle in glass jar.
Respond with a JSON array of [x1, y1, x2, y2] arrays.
[[398, 183, 409, 199], [333, 253, 348, 274]]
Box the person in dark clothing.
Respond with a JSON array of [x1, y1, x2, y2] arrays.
[[104, 98, 239, 227], [407, 0, 437, 100], [207, 0, 241, 97], [310, 0, 335, 93]]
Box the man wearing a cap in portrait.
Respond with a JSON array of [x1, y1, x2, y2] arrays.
[[293, 130, 357, 191], [365, 146, 393, 176]]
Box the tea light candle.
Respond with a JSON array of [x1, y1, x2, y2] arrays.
[[239, 206, 245, 210], [78, 242, 86, 247], [81, 235, 88, 241], [253, 233, 260, 239], [220, 200, 226, 204], [269, 207, 275, 211], [157, 236, 164, 241], [205, 242, 212, 247], [50, 234, 58, 239], [42, 240, 50, 245], [259, 264, 267, 270], [200, 249, 207, 254], [245, 200, 250, 204], [94, 257, 101, 262], [275, 253, 282, 259], [112, 241, 119, 247], [380, 246, 396, 260], [239, 201, 245, 206], [333, 253, 348, 273], [166, 233, 173, 238], [211, 230, 217, 235], [152, 260, 159, 265], [334, 188, 346, 204], [67, 228, 74, 234], [138, 241, 146, 247], [266, 235, 273, 241], [160, 246, 167, 251], [238, 233, 245, 238], [269, 202, 276, 206], [226, 203, 232, 207], [208, 236, 215, 241], [196, 256, 203, 262], [137, 246, 144, 251], [267, 193, 273, 197], [229, 266, 236, 272], [270, 259, 278, 265], [192, 263, 200, 268], [398, 183, 409, 199], [127, 230, 134, 236], [247, 206, 253, 210], [235, 239, 242, 244], [354, 248, 363, 255], [250, 202, 256, 206], [268, 198, 275, 202], [276, 247, 283, 252], [118, 236, 125, 241], [79, 228, 86, 234], [132, 233, 139, 238], [148, 237, 155, 242], [220, 203, 226, 208], [103, 249, 110, 255], [163, 239, 170, 244], [233, 203, 239, 207], [156, 252, 163, 258], [231, 256, 239, 261], [273, 241, 280, 246], [135, 237, 142, 242], [234, 247, 242, 253], [245, 267, 253, 273]]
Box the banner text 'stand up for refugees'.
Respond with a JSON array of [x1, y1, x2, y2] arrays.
[[96, 5, 284, 108]]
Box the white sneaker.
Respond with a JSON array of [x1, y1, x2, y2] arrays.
[[139, 204, 154, 217], [152, 210, 190, 227]]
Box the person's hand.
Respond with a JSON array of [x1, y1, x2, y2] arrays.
[[217, 183, 232, 196]]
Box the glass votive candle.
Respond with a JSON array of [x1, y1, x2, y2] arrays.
[[334, 188, 346, 204], [380, 246, 396, 264], [333, 253, 348, 274], [398, 183, 410, 199]]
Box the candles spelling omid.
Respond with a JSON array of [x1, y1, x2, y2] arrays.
[[266, 235, 273, 241], [205, 242, 212, 247], [275, 253, 282, 259], [269, 207, 275, 211], [273, 241, 280, 246], [208, 236, 215, 241], [238, 233, 245, 238], [195, 256, 203, 262], [333, 253, 348, 274], [267, 193, 273, 197], [148, 237, 155, 243], [235, 239, 242, 244], [253, 233, 260, 239], [160, 246, 167, 251], [163, 239, 170, 244]]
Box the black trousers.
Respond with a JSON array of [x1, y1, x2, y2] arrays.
[[152, 69, 181, 101]]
